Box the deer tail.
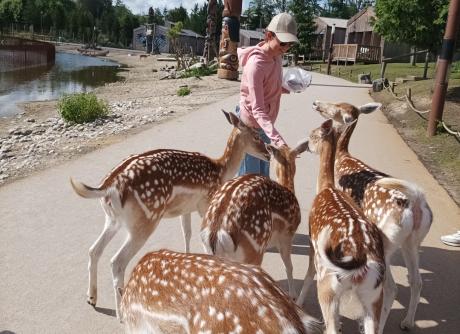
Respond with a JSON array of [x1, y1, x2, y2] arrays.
[[317, 227, 367, 275], [70, 177, 106, 198]]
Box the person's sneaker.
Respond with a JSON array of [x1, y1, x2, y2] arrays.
[[440, 231, 460, 247]]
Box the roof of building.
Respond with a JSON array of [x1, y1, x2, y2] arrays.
[[133, 25, 204, 38], [240, 29, 264, 40], [317, 17, 348, 29], [347, 6, 375, 26], [180, 29, 204, 38]]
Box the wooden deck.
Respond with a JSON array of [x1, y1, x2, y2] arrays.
[[332, 44, 381, 64]]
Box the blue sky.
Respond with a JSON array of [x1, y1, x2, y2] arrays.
[[123, 0, 250, 15]]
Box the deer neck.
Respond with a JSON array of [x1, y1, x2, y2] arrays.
[[317, 132, 337, 192], [217, 128, 247, 182], [276, 166, 295, 194], [336, 121, 357, 159]]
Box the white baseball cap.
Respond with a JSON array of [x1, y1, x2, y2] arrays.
[[266, 13, 299, 44]]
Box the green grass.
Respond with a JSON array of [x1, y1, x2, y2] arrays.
[[181, 66, 217, 78], [310, 60, 460, 83], [58, 92, 109, 123], [311, 62, 438, 82], [177, 86, 191, 96]]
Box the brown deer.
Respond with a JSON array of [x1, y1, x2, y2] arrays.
[[70, 110, 270, 319], [297, 119, 386, 334], [311, 101, 433, 330], [200, 142, 309, 298], [120, 249, 323, 334]]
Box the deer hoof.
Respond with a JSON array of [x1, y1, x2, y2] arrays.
[[87, 296, 97, 306], [399, 319, 413, 331]]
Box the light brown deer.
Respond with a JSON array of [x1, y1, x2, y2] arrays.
[[297, 119, 386, 334], [70, 110, 270, 319], [312, 101, 433, 330], [200, 142, 309, 298], [120, 249, 323, 334]]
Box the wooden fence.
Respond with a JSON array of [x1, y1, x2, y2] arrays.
[[0, 36, 55, 72], [332, 44, 381, 64]]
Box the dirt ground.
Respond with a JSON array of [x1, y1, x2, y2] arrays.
[[372, 82, 460, 206], [0, 44, 240, 185]]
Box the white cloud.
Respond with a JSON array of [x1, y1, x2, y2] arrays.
[[122, 0, 206, 15], [122, 0, 250, 15]]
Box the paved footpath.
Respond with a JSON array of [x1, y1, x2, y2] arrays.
[[1, 73, 459, 334]]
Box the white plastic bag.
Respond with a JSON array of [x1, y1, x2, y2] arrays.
[[282, 67, 312, 93]]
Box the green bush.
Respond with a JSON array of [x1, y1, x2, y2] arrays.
[[181, 66, 217, 78], [58, 92, 109, 123], [452, 61, 460, 73], [177, 86, 191, 96]]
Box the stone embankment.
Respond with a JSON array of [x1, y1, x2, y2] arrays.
[[0, 101, 174, 183]]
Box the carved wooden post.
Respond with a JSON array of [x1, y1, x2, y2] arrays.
[[217, 0, 242, 80], [203, 0, 218, 65]]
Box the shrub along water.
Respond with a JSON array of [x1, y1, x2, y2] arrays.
[[58, 93, 109, 123], [177, 86, 191, 96]]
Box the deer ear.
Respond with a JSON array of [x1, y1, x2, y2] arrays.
[[222, 109, 240, 127], [358, 103, 381, 114], [293, 138, 309, 156], [265, 143, 282, 160], [320, 119, 334, 136]]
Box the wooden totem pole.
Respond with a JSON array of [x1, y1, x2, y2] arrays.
[[217, 0, 243, 80]]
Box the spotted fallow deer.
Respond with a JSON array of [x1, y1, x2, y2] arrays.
[[70, 110, 270, 319], [200, 142, 309, 298], [312, 101, 433, 331], [297, 119, 386, 334], [120, 249, 323, 334]]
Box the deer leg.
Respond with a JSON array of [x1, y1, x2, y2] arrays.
[[358, 286, 384, 334], [297, 246, 316, 306], [277, 235, 295, 298], [111, 229, 152, 320], [317, 275, 342, 334], [87, 214, 120, 306], [180, 213, 192, 253], [379, 263, 397, 333], [400, 239, 422, 330]]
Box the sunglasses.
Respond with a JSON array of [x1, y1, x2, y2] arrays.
[[271, 32, 294, 47]]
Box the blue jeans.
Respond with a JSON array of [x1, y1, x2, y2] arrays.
[[235, 106, 270, 177]]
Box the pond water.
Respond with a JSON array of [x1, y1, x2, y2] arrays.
[[0, 52, 122, 117]]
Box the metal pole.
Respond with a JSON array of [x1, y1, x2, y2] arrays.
[[327, 24, 336, 75], [428, 0, 460, 136]]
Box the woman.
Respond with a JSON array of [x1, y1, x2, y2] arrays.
[[237, 12, 299, 176]]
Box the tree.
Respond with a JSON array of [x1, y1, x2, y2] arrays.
[[320, 1, 374, 19], [166, 5, 188, 24], [148, 7, 154, 24], [244, 0, 276, 30], [187, 3, 207, 35], [374, 0, 448, 52], [0, 0, 22, 28], [290, 0, 317, 57]]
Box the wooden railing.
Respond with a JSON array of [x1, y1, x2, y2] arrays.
[[0, 36, 55, 72], [332, 44, 381, 64]]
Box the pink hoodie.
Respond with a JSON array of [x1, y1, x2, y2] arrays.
[[238, 42, 286, 147]]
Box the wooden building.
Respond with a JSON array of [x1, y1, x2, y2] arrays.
[[239, 29, 264, 47], [132, 23, 204, 56], [312, 17, 348, 60], [340, 6, 411, 63]]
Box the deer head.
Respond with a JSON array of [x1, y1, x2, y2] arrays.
[[265, 141, 309, 192], [222, 109, 271, 162], [312, 101, 382, 128], [305, 119, 334, 155]]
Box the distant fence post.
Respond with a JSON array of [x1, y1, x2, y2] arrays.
[[423, 51, 430, 79], [380, 61, 387, 79]]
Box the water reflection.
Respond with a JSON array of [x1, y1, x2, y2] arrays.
[[0, 52, 122, 117]]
